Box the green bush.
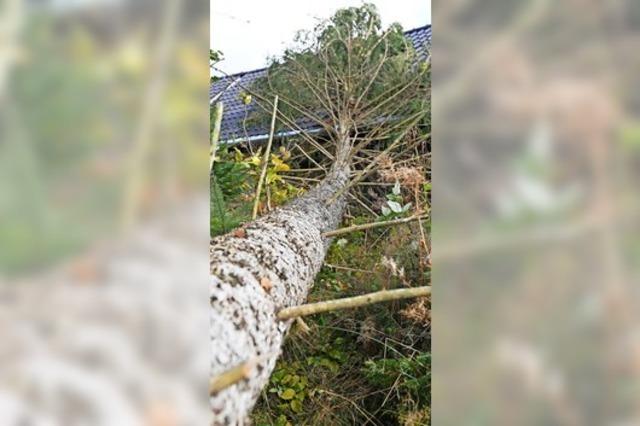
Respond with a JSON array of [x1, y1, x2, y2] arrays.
[[210, 146, 251, 236], [363, 353, 431, 404]]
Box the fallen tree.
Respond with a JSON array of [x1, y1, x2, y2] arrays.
[[210, 4, 429, 424]]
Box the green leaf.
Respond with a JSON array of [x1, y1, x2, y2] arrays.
[[290, 399, 303, 413], [280, 388, 296, 400], [289, 375, 300, 386], [299, 376, 308, 388], [275, 414, 291, 426]]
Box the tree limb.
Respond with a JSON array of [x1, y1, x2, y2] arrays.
[[277, 286, 431, 320], [252, 96, 279, 219], [209, 360, 256, 396], [210, 101, 224, 171], [322, 214, 428, 238]]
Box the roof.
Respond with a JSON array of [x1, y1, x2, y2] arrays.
[[211, 25, 431, 144]]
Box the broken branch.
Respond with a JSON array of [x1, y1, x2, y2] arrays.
[[252, 95, 279, 220], [209, 360, 255, 396], [277, 286, 431, 320], [322, 214, 428, 238]]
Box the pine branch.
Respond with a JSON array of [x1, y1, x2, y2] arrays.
[[277, 286, 431, 320], [327, 112, 427, 205], [322, 214, 428, 238], [209, 360, 255, 396]]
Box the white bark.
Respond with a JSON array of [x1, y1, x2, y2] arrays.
[[210, 167, 349, 425]]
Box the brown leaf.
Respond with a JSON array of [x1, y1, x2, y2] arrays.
[[260, 277, 273, 293], [232, 228, 247, 238]]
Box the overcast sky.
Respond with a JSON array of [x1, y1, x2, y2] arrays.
[[211, 0, 431, 75]]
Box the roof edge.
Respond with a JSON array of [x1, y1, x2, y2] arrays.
[[403, 24, 431, 34]]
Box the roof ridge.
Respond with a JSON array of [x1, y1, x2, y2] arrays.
[[213, 67, 267, 81], [403, 24, 431, 34]]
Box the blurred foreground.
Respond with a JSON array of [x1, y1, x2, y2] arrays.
[[0, 0, 209, 424], [0, 198, 209, 424], [434, 1, 640, 425]]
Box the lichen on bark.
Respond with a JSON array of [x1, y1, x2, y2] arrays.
[[210, 167, 349, 425]]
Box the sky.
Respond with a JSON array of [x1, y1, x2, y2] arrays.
[[211, 0, 431, 75]]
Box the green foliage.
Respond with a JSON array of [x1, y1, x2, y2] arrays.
[[258, 361, 310, 424], [210, 49, 223, 63], [249, 3, 430, 148], [209, 144, 299, 236], [211, 147, 249, 198], [363, 353, 431, 405], [210, 146, 251, 236], [210, 49, 223, 83], [253, 215, 430, 424], [381, 181, 413, 218], [238, 146, 302, 206]]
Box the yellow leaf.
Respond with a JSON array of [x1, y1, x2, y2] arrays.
[[266, 172, 282, 185], [279, 146, 292, 161], [280, 388, 296, 400], [248, 156, 261, 166], [273, 163, 290, 172]]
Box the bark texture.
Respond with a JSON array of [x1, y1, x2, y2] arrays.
[[210, 167, 349, 425]]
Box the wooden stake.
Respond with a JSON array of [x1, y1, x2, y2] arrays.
[[277, 286, 431, 320], [252, 95, 279, 219]]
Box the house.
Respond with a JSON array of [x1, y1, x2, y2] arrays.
[[210, 25, 431, 145]]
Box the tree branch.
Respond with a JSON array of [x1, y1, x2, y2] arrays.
[[252, 96, 279, 219], [209, 360, 255, 396], [322, 214, 428, 238], [277, 286, 431, 320], [327, 112, 427, 204], [210, 101, 224, 171]]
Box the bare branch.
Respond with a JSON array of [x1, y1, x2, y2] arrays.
[[322, 214, 428, 238], [252, 96, 279, 219], [277, 286, 431, 320], [210, 360, 255, 396]]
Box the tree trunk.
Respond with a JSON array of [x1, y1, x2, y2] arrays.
[[210, 165, 350, 425]]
